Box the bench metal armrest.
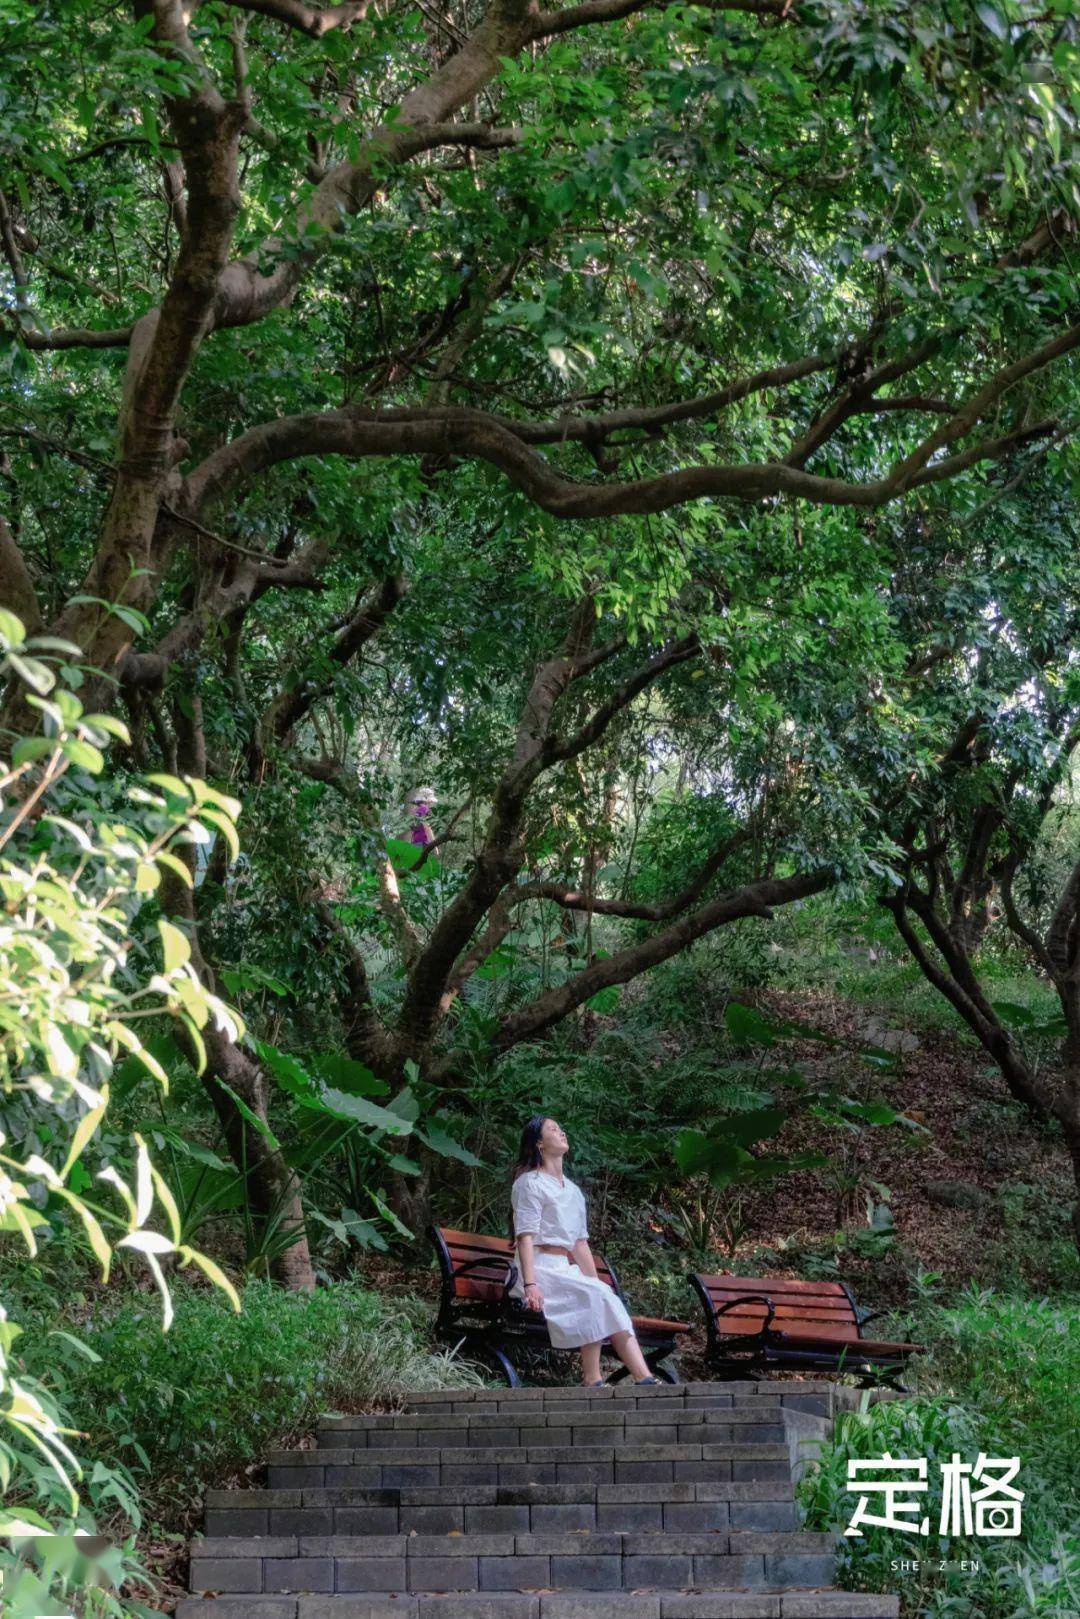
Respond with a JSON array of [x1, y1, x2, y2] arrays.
[[453, 1253, 513, 1278], [713, 1294, 776, 1334], [452, 1253, 516, 1301], [856, 1306, 916, 1343]]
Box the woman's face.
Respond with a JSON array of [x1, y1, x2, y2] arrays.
[[540, 1117, 569, 1154]]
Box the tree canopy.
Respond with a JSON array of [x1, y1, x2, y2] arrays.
[[2, 0, 1080, 1283]]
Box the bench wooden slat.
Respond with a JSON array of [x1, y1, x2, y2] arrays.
[[690, 1270, 920, 1388], [441, 1227, 514, 1253], [630, 1314, 692, 1334], [775, 1332, 921, 1355], [698, 1274, 848, 1296]]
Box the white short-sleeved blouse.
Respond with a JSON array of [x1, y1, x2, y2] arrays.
[[511, 1168, 588, 1247]]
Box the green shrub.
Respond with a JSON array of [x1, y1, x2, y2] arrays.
[[48, 1279, 482, 1529], [798, 1287, 1080, 1618]]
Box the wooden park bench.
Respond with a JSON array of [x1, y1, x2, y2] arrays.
[[431, 1225, 691, 1387], [689, 1272, 921, 1389]]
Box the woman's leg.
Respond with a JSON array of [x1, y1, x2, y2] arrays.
[[609, 1328, 652, 1381], [580, 1341, 603, 1385]]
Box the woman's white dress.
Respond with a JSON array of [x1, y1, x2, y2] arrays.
[[510, 1169, 635, 1349]]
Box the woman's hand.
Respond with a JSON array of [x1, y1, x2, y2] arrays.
[[523, 1280, 544, 1311]]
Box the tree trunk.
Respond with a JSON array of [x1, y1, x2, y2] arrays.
[[1058, 1059, 1080, 1261], [158, 741, 317, 1292], [385, 1153, 434, 1249]]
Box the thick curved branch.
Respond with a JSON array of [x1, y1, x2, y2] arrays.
[[313, 897, 396, 1068], [545, 635, 699, 765], [784, 339, 942, 469], [884, 892, 1058, 1119], [529, 0, 792, 37], [260, 572, 407, 748], [0, 516, 44, 635], [184, 350, 1075, 523], [399, 606, 686, 1047], [213, 0, 535, 329], [999, 868, 1058, 982], [17, 321, 136, 351], [296, 755, 425, 969], [494, 868, 832, 1050], [892, 322, 1080, 487], [513, 825, 753, 921], [219, 0, 369, 35], [1047, 857, 1080, 979]]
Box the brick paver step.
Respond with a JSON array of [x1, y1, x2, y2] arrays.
[[205, 1480, 798, 1538], [313, 1412, 786, 1449], [390, 1384, 840, 1417], [175, 1588, 900, 1619], [188, 1529, 835, 1597], [267, 1442, 792, 1492], [319, 1398, 806, 1426]]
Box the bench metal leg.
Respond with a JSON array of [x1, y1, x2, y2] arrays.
[[490, 1347, 522, 1388], [645, 1347, 679, 1383], [606, 1347, 679, 1384]]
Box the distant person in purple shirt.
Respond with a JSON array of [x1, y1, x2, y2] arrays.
[[407, 786, 436, 848]]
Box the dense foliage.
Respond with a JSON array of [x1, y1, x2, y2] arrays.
[[1, 4, 1079, 1613], [3, 0, 1079, 1274]]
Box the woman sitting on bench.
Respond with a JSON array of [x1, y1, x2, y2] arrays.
[[510, 1115, 663, 1388]]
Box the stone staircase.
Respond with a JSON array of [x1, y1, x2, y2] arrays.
[[176, 1380, 898, 1619]]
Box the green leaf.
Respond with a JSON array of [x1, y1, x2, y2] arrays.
[[417, 1118, 483, 1166], [253, 1037, 314, 1096], [586, 984, 620, 1014], [10, 736, 55, 767], [199, 804, 240, 862], [308, 1051, 388, 1095], [386, 836, 440, 877], [724, 1002, 780, 1046], [215, 1079, 282, 1149], [370, 1189, 413, 1239], [316, 1086, 414, 1134], [158, 918, 191, 973], [842, 1099, 898, 1126], [976, 4, 1008, 39], [0, 607, 27, 647], [708, 1106, 787, 1147], [8, 653, 55, 694], [47, 1328, 101, 1363], [147, 1125, 230, 1171]]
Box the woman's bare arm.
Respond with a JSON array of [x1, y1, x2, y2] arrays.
[[572, 1238, 599, 1279], [517, 1234, 544, 1309]]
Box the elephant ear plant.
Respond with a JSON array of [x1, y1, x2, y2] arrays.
[[0, 611, 242, 1619]]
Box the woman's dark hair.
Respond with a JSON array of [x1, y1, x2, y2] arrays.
[[508, 1115, 549, 1239], [512, 1115, 549, 1182]]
